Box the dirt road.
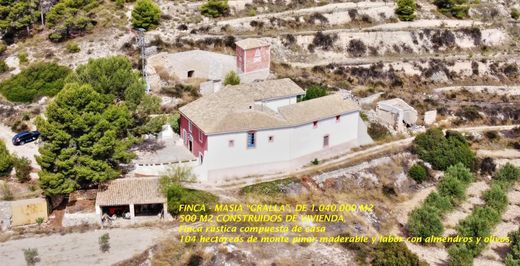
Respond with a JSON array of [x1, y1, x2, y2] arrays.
[[0, 228, 167, 266], [0, 124, 40, 170]]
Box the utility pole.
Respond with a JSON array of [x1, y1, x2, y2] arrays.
[[136, 28, 150, 94]]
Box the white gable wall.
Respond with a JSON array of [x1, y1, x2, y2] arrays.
[[201, 111, 360, 174]]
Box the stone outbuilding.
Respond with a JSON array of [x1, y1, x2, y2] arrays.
[[95, 178, 168, 222], [376, 98, 418, 132], [147, 38, 271, 94]]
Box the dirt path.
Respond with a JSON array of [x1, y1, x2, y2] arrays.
[[0, 228, 168, 266], [0, 124, 40, 170]]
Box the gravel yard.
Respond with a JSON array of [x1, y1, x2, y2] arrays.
[[0, 228, 167, 266]]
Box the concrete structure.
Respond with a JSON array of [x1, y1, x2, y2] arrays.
[[10, 198, 49, 226], [235, 38, 270, 75], [95, 178, 167, 222], [376, 98, 418, 132], [179, 79, 373, 182], [424, 110, 437, 125], [147, 38, 271, 94]]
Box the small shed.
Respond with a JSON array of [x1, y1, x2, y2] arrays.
[[11, 198, 49, 226], [95, 178, 167, 221], [376, 98, 418, 132]]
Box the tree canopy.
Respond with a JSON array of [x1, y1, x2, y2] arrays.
[[131, 0, 161, 30], [36, 83, 135, 195], [66, 55, 145, 109], [35, 56, 161, 196], [0, 62, 71, 102]]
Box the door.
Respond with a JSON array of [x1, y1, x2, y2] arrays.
[[323, 135, 329, 148]]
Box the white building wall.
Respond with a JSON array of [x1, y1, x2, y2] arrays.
[[255, 96, 298, 112], [290, 112, 359, 159], [203, 127, 293, 171], [202, 111, 360, 172]]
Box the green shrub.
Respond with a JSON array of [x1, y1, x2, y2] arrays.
[[247, 8, 256, 16], [368, 123, 389, 141], [473, 206, 501, 225], [223, 71, 240, 85], [0, 41, 6, 55], [200, 0, 229, 18], [424, 192, 453, 213], [456, 212, 492, 254], [494, 163, 520, 184], [35, 217, 44, 225], [0, 60, 8, 73], [0, 140, 13, 178], [49, 31, 65, 42], [483, 184, 508, 213], [13, 156, 31, 183], [408, 206, 443, 239], [444, 163, 473, 185], [160, 167, 217, 216], [65, 42, 80, 53], [0, 62, 71, 102], [448, 244, 473, 266], [23, 248, 40, 266], [99, 233, 110, 253], [408, 163, 428, 183], [165, 183, 217, 215], [371, 242, 425, 266], [505, 229, 520, 266], [241, 178, 294, 195], [413, 128, 475, 171], [438, 175, 466, 203], [395, 0, 416, 21], [168, 113, 180, 134], [18, 51, 28, 64], [302, 85, 327, 101], [512, 9, 520, 20], [433, 0, 470, 19], [132, 0, 161, 30]]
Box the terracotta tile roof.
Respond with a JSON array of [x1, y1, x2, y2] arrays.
[[95, 178, 166, 206], [179, 79, 359, 134], [235, 38, 269, 49]]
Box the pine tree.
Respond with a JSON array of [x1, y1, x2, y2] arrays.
[[395, 0, 417, 21], [131, 0, 161, 30]]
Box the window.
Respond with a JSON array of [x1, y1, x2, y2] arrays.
[[199, 131, 203, 143], [313, 121, 318, 128], [268, 136, 274, 143], [228, 140, 234, 147], [323, 135, 329, 147], [247, 132, 256, 149], [336, 115, 341, 123], [188, 121, 192, 132], [187, 70, 194, 78]]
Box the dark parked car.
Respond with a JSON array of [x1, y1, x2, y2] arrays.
[[12, 131, 40, 146]]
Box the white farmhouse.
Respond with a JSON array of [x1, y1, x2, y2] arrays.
[[178, 79, 372, 182]]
